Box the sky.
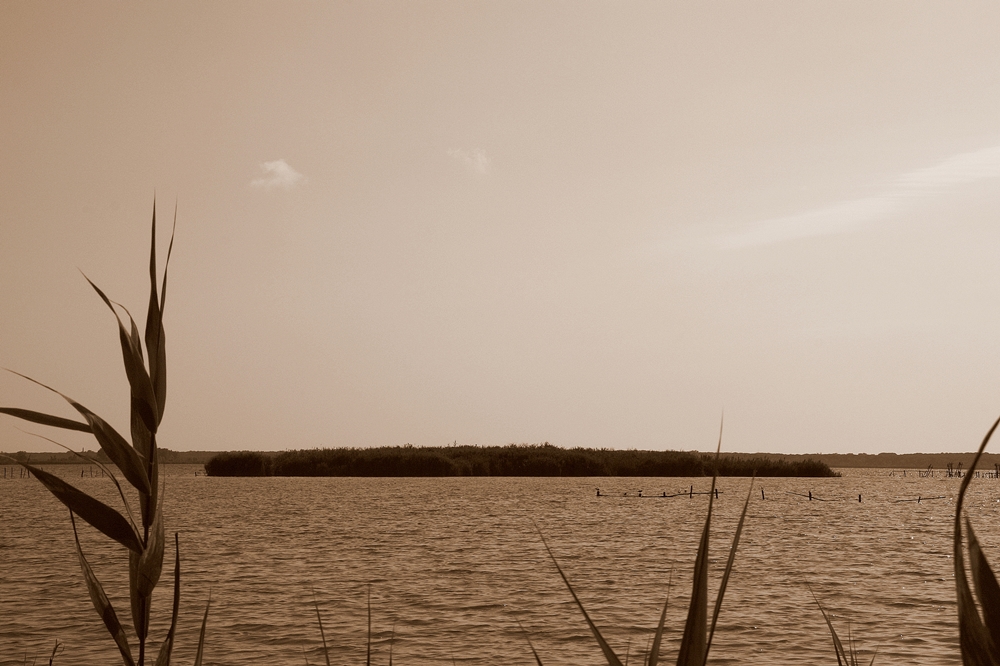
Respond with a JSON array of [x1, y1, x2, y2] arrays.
[[2, 2, 1000, 455]]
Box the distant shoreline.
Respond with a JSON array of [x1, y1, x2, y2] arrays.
[[4, 447, 998, 474]]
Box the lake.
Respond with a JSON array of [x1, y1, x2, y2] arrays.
[[1, 466, 996, 665]]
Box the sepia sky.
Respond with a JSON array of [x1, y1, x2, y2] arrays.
[[3, 2, 1000, 454]]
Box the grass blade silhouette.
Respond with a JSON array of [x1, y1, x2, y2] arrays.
[[0, 202, 192, 665], [83, 274, 158, 432], [0, 407, 91, 433], [676, 417, 724, 666], [71, 512, 135, 666], [144, 202, 175, 423], [6, 431, 141, 534], [811, 588, 849, 666], [193, 594, 211, 666], [954, 414, 1000, 665], [313, 594, 331, 666], [515, 618, 545, 666], [154, 534, 181, 666], [704, 475, 755, 663], [646, 570, 673, 666], [6, 371, 150, 495], [967, 519, 1000, 648], [811, 589, 878, 666], [537, 528, 625, 666], [26, 465, 140, 552]]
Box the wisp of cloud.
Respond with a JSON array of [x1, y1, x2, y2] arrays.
[[251, 159, 305, 190], [720, 143, 1000, 249], [448, 148, 491, 175]]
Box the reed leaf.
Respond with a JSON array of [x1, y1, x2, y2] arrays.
[[812, 590, 849, 666], [646, 571, 672, 666], [0, 407, 91, 433], [144, 203, 174, 424], [26, 464, 141, 552], [811, 590, 878, 666], [128, 548, 151, 645], [122, 301, 161, 529], [676, 494, 710, 666], [15, 430, 142, 534], [129, 484, 164, 643], [955, 415, 1000, 666], [967, 519, 1000, 650], [83, 274, 158, 433], [72, 400, 150, 496], [154, 534, 182, 666], [7, 371, 150, 495], [537, 529, 625, 666], [71, 512, 135, 666], [136, 482, 166, 596], [704, 475, 755, 663], [193, 593, 211, 666], [313, 594, 331, 666], [515, 618, 545, 666], [676, 417, 724, 666]]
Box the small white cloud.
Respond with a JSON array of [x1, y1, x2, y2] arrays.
[[251, 159, 305, 190], [448, 148, 490, 174]]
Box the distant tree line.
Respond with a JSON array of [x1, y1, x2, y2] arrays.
[[203, 444, 837, 477]]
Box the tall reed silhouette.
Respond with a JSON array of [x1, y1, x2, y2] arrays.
[[535, 420, 754, 666], [0, 203, 208, 665], [953, 414, 1000, 665]]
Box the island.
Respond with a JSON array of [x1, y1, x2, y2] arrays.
[[203, 443, 837, 477]]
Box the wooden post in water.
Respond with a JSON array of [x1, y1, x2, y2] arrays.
[[689, 485, 693, 498], [714, 488, 718, 499], [858, 494, 862, 502], [808, 490, 812, 500]]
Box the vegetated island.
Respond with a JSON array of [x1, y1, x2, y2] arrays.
[[203, 443, 837, 477]]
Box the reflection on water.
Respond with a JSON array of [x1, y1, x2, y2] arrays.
[[1, 466, 995, 665]]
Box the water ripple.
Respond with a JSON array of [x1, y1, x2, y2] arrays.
[[1, 467, 992, 664]]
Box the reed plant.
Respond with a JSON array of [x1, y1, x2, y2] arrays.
[[811, 589, 877, 666], [535, 423, 754, 666], [0, 204, 207, 665], [953, 415, 1000, 665]]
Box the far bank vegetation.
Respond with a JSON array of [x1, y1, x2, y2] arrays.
[[204, 443, 837, 477]]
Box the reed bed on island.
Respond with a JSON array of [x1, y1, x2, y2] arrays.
[[203, 444, 836, 478], [7, 207, 1000, 666]]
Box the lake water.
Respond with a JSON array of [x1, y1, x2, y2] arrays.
[[2, 466, 998, 665]]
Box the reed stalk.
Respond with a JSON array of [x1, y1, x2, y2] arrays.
[[953, 414, 1000, 665], [0, 203, 207, 665], [537, 418, 754, 666]]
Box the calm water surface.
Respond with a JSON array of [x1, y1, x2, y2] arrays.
[[2, 466, 999, 665]]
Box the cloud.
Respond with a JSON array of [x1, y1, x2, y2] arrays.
[[448, 148, 490, 174], [720, 143, 1000, 249], [893, 144, 1000, 192], [251, 159, 305, 190]]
